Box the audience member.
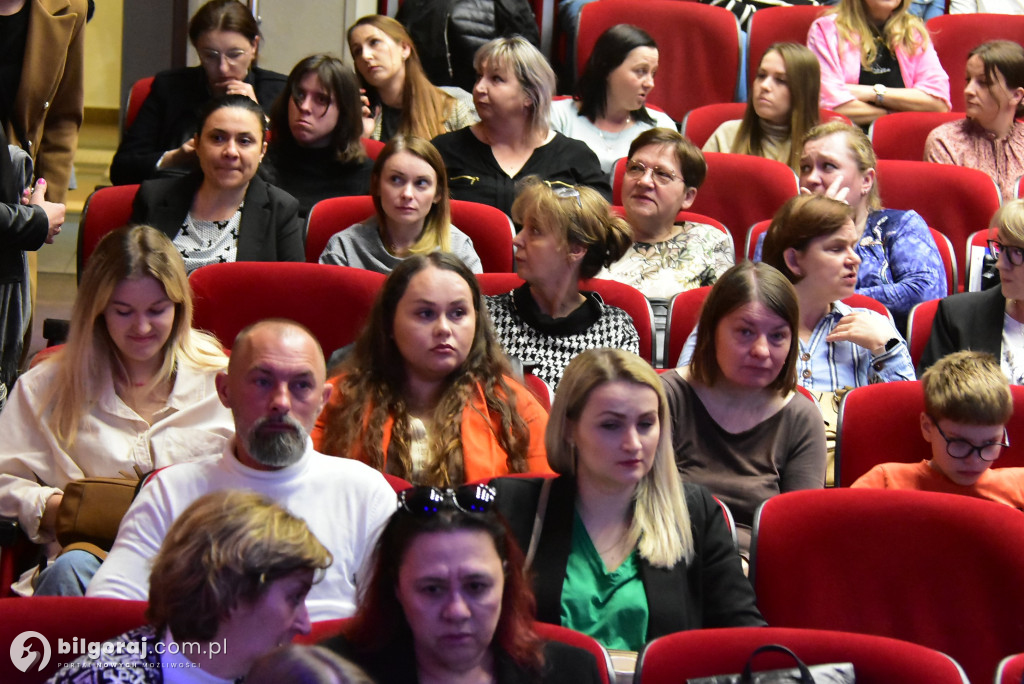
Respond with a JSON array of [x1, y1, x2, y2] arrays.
[[50, 490, 331, 683], [323, 483, 604, 684], [0, 225, 231, 596], [318, 135, 481, 274], [87, 319, 397, 620], [807, 0, 950, 126], [313, 252, 549, 485], [798, 121, 946, 329], [925, 41, 1024, 203], [853, 351, 1024, 507], [110, 0, 286, 185], [347, 15, 476, 142], [131, 94, 304, 274], [667, 261, 827, 552], [486, 178, 637, 390], [704, 43, 820, 172], [920, 200, 1024, 381], [264, 54, 373, 218], [247, 645, 374, 684], [599, 128, 731, 299], [493, 349, 764, 652], [432, 36, 611, 218], [550, 24, 676, 175]]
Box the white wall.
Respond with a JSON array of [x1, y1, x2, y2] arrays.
[[84, 0, 124, 109]]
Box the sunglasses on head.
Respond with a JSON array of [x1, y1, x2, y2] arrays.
[[398, 484, 497, 516]]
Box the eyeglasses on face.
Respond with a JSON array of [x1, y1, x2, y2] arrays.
[[290, 85, 333, 118], [624, 159, 683, 186], [543, 180, 583, 209], [398, 484, 497, 516], [198, 48, 250, 67], [987, 239, 1024, 267], [928, 416, 1009, 462]]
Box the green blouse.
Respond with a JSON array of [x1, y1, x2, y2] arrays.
[[559, 511, 649, 651]]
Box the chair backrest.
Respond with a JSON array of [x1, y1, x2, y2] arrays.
[[522, 371, 553, 411], [927, 14, 1024, 112], [682, 102, 850, 150], [929, 227, 958, 295], [360, 137, 385, 160], [189, 262, 385, 355], [578, 0, 740, 121], [869, 111, 965, 161], [996, 653, 1024, 684], [0, 597, 148, 683], [77, 184, 141, 282], [966, 229, 994, 293], [306, 196, 514, 272], [533, 622, 614, 684], [750, 488, 1024, 684], [906, 298, 940, 369], [635, 626, 968, 684], [841, 292, 892, 322], [745, 219, 770, 262], [124, 76, 155, 132], [835, 380, 1024, 486], [747, 5, 830, 90], [664, 286, 711, 367], [876, 159, 1001, 291], [476, 274, 656, 363]]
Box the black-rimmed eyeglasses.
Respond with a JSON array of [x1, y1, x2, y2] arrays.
[[987, 240, 1024, 267], [928, 416, 1009, 462]]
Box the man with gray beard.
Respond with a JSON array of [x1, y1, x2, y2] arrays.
[[87, 320, 397, 620]]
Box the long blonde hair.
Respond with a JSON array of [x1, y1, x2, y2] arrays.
[[45, 225, 226, 448], [832, 0, 930, 71], [546, 349, 694, 568]]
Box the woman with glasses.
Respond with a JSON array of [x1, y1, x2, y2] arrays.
[[598, 128, 732, 300], [263, 54, 373, 218], [550, 24, 677, 176], [130, 95, 304, 274], [432, 36, 611, 218], [920, 200, 1024, 382], [319, 135, 481, 274], [485, 179, 638, 390], [492, 348, 764, 652], [313, 251, 550, 486], [110, 0, 286, 185], [323, 484, 603, 684]]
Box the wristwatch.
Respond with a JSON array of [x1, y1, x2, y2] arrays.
[[874, 83, 887, 105]]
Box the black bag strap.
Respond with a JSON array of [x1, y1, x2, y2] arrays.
[[741, 645, 815, 684]]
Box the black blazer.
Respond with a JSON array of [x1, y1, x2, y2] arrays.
[[131, 172, 304, 264], [0, 126, 48, 285], [110, 65, 286, 185], [492, 476, 765, 641], [918, 285, 1004, 374]]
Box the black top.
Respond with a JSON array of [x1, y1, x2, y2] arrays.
[[110, 65, 286, 185], [431, 127, 611, 218], [263, 139, 373, 218], [859, 30, 906, 89], [0, 125, 47, 284], [917, 285, 1005, 375], [0, 1, 29, 128]]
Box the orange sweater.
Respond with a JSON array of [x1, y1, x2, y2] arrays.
[[851, 460, 1024, 510], [311, 375, 552, 483]]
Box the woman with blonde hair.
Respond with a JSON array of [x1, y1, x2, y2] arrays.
[[492, 348, 763, 651], [313, 251, 550, 486], [807, 0, 950, 125], [0, 225, 232, 596], [319, 135, 481, 273], [486, 179, 638, 389], [921, 200, 1024, 381], [433, 37, 610, 218], [347, 15, 476, 142], [51, 490, 332, 683], [704, 43, 821, 172]]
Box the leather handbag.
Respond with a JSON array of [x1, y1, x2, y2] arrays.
[[687, 644, 855, 683], [55, 467, 146, 559]]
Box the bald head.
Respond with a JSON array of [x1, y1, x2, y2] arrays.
[[229, 319, 326, 380]]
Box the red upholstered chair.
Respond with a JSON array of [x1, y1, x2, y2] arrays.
[[746, 5, 830, 89], [360, 137, 385, 160], [966, 229, 995, 293], [744, 219, 770, 261], [927, 14, 1024, 112], [636, 626, 968, 683], [578, 0, 739, 121], [664, 286, 711, 367], [841, 293, 893, 322], [869, 111, 964, 161], [476, 274, 656, 364], [750, 488, 1024, 684], [906, 298, 940, 369], [996, 653, 1024, 684], [0, 597, 148, 683], [305, 196, 514, 272], [681, 103, 849, 149], [876, 159, 1001, 291], [1018, 174, 1024, 199], [522, 371, 553, 411], [835, 381, 1024, 486], [382, 473, 413, 492], [190, 262, 385, 354], [123, 76, 154, 133], [77, 184, 141, 281]]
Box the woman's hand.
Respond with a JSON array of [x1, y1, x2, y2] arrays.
[[799, 176, 850, 204], [158, 140, 197, 169], [360, 90, 376, 138], [825, 311, 893, 354], [27, 179, 65, 243], [218, 78, 258, 103]]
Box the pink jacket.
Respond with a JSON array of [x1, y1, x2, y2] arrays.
[[807, 14, 951, 111]]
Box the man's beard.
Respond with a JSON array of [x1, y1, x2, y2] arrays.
[[244, 415, 307, 467]]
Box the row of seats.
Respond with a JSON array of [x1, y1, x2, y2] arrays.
[[5, 488, 1024, 683]]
